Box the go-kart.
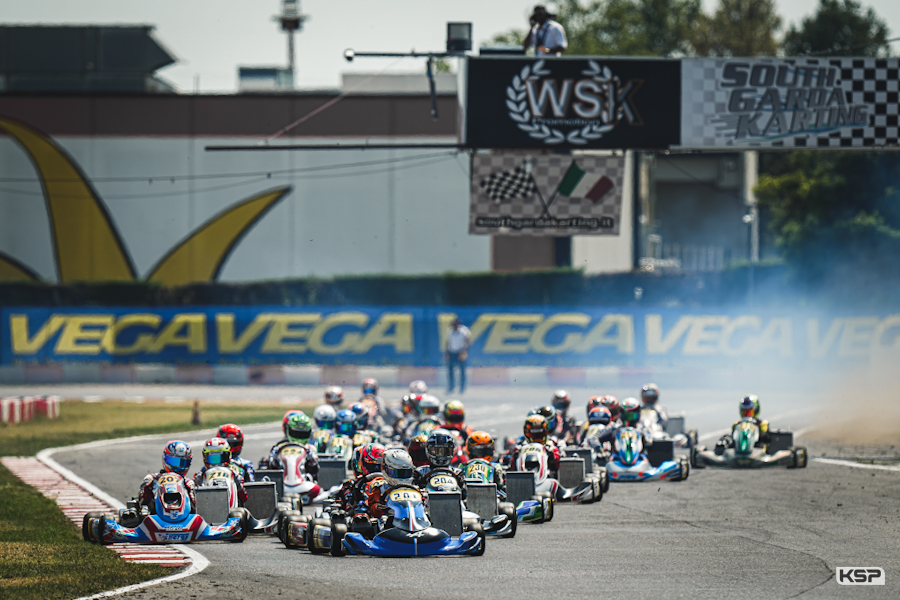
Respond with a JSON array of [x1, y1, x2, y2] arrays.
[[290, 484, 484, 557], [516, 443, 602, 504], [640, 407, 698, 448], [691, 420, 808, 469], [321, 434, 354, 462], [82, 473, 247, 544], [423, 466, 516, 537], [606, 428, 689, 482], [277, 443, 324, 505]]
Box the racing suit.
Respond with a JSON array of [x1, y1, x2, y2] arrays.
[[718, 417, 770, 450], [508, 442, 562, 475], [192, 465, 249, 504], [642, 404, 669, 431], [581, 423, 615, 452], [230, 456, 256, 482], [590, 425, 653, 454], [260, 439, 320, 478], [138, 470, 196, 513], [550, 413, 578, 444]]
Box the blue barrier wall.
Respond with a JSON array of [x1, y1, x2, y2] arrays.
[[3, 306, 899, 367]]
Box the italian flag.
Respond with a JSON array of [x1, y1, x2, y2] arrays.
[[556, 160, 614, 202]]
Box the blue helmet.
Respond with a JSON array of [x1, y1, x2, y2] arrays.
[[163, 440, 192, 475], [335, 409, 358, 436], [349, 402, 369, 430]]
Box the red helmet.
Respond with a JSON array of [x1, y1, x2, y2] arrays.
[[600, 395, 621, 420], [402, 393, 424, 416], [353, 443, 385, 476], [523, 415, 549, 444], [587, 396, 603, 415], [407, 434, 429, 467], [217, 423, 244, 458]]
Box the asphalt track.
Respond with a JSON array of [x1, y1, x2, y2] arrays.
[[26, 385, 900, 599]]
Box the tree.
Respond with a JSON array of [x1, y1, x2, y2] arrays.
[[755, 153, 900, 290], [690, 0, 782, 57], [782, 0, 891, 57], [488, 0, 702, 57]]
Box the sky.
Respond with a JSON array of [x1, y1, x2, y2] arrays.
[[4, 0, 900, 93]]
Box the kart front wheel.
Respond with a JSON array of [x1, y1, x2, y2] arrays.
[[306, 518, 331, 554], [466, 522, 486, 556], [282, 515, 309, 549], [330, 522, 348, 556], [690, 446, 705, 469], [499, 503, 517, 538], [82, 512, 104, 543], [543, 497, 554, 522], [791, 447, 808, 469], [229, 509, 249, 543]]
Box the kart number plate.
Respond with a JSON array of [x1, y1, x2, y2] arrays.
[[158, 474, 181, 485], [389, 489, 422, 502], [282, 447, 303, 456], [467, 463, 490, 479], [429, 475, 458, 489]]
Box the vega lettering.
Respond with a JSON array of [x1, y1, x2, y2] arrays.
[[9, 311, 413, 356]]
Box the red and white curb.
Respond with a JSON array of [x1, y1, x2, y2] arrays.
[[2, 445, 209, 599]]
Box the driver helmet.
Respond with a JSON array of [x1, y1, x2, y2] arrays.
[[335, 408, 358, 436], [745, 394, 760, 417], [523, 415, 549, 444], [739, 396, 756, 419], [409, 380, 428, 395], [162, 440, 192, 475], [282, 410, 302, 436], [418, 395, 440, 418], [586, 396, 603, 417], [407, 434, 429, 467], [349, 402, 369, 430], [641, 383, 660, 407], [285, 412, 313, 444], [588, 406, 612, 425], [425, 428, 455, 467], [362, 377, 379, 396], [358, 443, 385, 476], [324, 385, 344, 407], [621, 397, 641, 427], [443, 400, 465, 425], [202, 437, 231, 467], [552, 390, 571, 414], [216, 424, 244, 458], [401, 393, 423, 416], [313, 404, 337, 430], [382, 448, 416, 487], [531, 405, 557, 424], [600, 396, 621, 420], [466, 431, 495, 460]]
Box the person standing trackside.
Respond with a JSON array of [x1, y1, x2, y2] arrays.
[[523, 4, 567, 56], [445, 317, 471, 394]]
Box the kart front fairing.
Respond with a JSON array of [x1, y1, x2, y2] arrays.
[[607, 455, 682, 482], [695, 447, 795, 468], [93, 512, 244, 544]]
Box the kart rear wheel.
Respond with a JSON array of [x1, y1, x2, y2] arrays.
[[278, 510, 301, 542], [674, 458, 690, 481], [282, 515, 309, 549], [82, 511, 104, 543], [306, 518, 331, 554], [466, 522, 486, 556], [599, 470, 610, 494], [97, 514, 113, 545], [686, 429, 699, 448], [330, 522, 348, 556], [690, 446, 705, 469], [499, 503, 517, 538]]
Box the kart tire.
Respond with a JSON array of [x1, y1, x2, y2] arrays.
[[791, 446, 808, 469], [466, 522, 486, 556], [499, 503, 517, 538], [282, 515, 309, 549], [530, 495, 547, 524], [330, 522, 348, 556], [278, 510, 301, 543], [690, 446, 704, 469], [82, 511, 104, 543], [675, 458, 690, 481], [543, 498, 554, 522], [306, 518, 331, 554], [229, 509, 249, 543], [686, 429, 699, 448]]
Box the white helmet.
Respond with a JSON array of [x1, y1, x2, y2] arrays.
[[382, 448, 415, 487], [313, 404, 337, 429], [324, 386, 344, 407], [409, 380, 428, 394]]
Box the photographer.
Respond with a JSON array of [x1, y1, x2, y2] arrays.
[[523, 4, 567, 56]]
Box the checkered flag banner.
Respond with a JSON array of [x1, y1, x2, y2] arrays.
[[470, 153, 625, 236], [680, 57, 900, 148], [480, 163, 537, 203]]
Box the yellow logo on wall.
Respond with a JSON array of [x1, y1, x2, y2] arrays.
[[0, 117, 290, 287]]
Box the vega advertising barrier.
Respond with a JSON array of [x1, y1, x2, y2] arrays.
[[464, 56, 681, 150], [3, 306, 899, 368], [680, 57, 900, 149]]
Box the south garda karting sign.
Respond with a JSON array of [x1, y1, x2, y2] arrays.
[[469, 153, 625, 235], [464, 57, 681, 149], [680, 57, 900, 148]]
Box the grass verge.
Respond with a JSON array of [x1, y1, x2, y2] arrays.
[[0, 463, 170, 600], [0, 400, 310, 456]]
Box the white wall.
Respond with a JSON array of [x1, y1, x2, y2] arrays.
[[0, 135, 492, 282]]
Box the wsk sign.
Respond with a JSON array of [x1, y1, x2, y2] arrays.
[[464, 57, 680, 149]]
